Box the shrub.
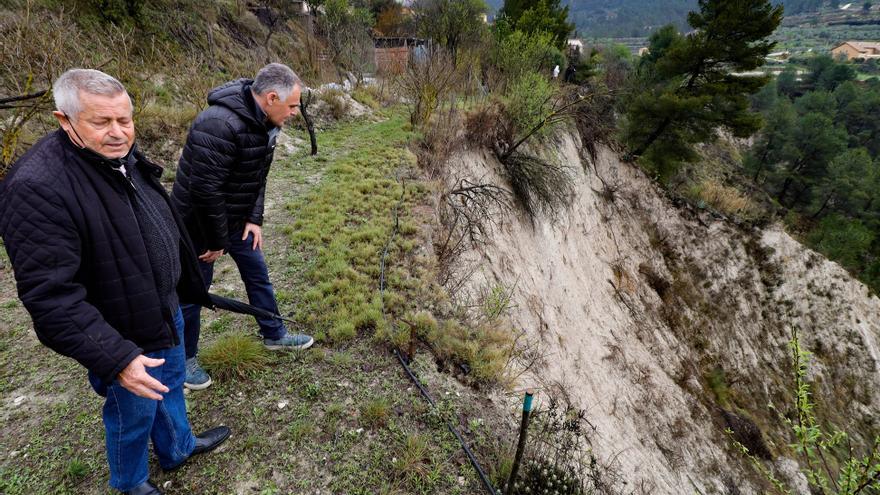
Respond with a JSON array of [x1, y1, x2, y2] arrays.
[[503, 152, 573, 222], [501, 397, 627, 494], [200, 332, 270, 380], [320, 88, 350, 120], [807, 214, 875, 272], [412, 106, 464, 177], [397, 46, 460, 126], [503, 71, 556, 140], [351, 85, 381, 110], [489, 29, 562, 89], [687, 179, 755, 217], [734, 335, 880, 494], [464, 101, 513, 150]]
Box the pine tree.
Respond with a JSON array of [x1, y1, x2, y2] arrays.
[[623, 0, 783, 178], [498, 0, 574, 49]]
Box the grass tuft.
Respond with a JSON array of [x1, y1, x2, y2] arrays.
[[687, 179, 755, 217], [360, 397, 391, 429], [200, 333, 270, 380]]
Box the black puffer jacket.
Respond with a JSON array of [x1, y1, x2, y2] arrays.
[[0, 130, 212, 382], [171, 79, 278, 251]]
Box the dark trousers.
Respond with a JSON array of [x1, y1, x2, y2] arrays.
[[181, 230, 287, 359]]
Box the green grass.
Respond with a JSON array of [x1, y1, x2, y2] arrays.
[[282, 111, 427, 344], [200, 333, 271, 380], [360, 397, 391, 429], [278, 109, 518, 386]]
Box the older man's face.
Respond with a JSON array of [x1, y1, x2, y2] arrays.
[[60, 91, 135, 159]]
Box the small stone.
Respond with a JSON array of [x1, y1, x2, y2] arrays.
[[163, 481, 172, 489], [355, 428, 364, 434], [13, 396, 26, 405], [278, 401, 288, 410]]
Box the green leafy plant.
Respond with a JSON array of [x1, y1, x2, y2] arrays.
[[733, 334, 880, 494]]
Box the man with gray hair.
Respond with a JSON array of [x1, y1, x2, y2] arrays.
[[0, 68, 230, 494], [172, 63, 314, 390]]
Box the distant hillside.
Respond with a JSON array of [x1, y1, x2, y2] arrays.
[[486, 0, 838, 38]]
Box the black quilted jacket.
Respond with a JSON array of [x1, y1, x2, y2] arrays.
[[0, 130, 212, 382], [171, 79, 278, 251]]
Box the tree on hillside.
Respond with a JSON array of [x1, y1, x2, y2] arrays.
[[352, 0, 396, 17], [745, 97, 796, 182], [775, 113, 848, 207], [637, 24, 681, 71], [777, 66, 800, 98], [412, 0, 489, 58], [622, 0, 783, 179], [806, 55, 857, 92], [497, 0, 573, 49], [836, 82, 880, 156], [374, 3, 413, 37], [810, 148, 875, 218], [318, 0, 375, 81], [254, 0, 301, 63]]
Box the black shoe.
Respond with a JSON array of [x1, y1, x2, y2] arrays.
[[165, 426, 231, 472], [124, 480, 163, 495]]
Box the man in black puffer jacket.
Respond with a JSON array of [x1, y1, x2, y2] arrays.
[[172, 63, 314, 390], [0, 69, 229, 495]]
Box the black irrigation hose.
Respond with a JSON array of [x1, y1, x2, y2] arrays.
[[394, 349, 499, 495], [379, 172, 498, 495]]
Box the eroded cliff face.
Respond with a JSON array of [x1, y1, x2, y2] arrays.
[[450, 131, 880, 494]]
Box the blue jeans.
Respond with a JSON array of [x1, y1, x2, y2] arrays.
[[88, 308, 195, 491], [182, 230, 287, 359]]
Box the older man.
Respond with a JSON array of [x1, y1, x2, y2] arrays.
[[172, 63, 314, 390], [0, 69, 230, 495]]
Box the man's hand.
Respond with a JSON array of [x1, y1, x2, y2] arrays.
[[199, 249, 224, 263], [118, 355, 169, 400], [243, 222, 262, 251]]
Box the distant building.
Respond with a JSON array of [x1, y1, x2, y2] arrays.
[[831, 41, 880, 61], [373, 37, 425, 75]]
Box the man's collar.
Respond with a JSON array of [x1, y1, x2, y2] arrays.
[[59, 128, 159, 177]]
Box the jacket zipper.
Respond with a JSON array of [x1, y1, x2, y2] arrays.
[[117, 168, 177, 347]]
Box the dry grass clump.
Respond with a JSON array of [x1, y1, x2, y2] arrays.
[[464, 102, 513, 150], [689, 179, 756, 217]]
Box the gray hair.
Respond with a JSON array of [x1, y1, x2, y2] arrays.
[[53, 68, 131, 121], [252, 63, 302, 100]]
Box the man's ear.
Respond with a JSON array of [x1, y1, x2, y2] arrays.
[[267, 91, 279, 105], [52, 111, 69, 130]]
